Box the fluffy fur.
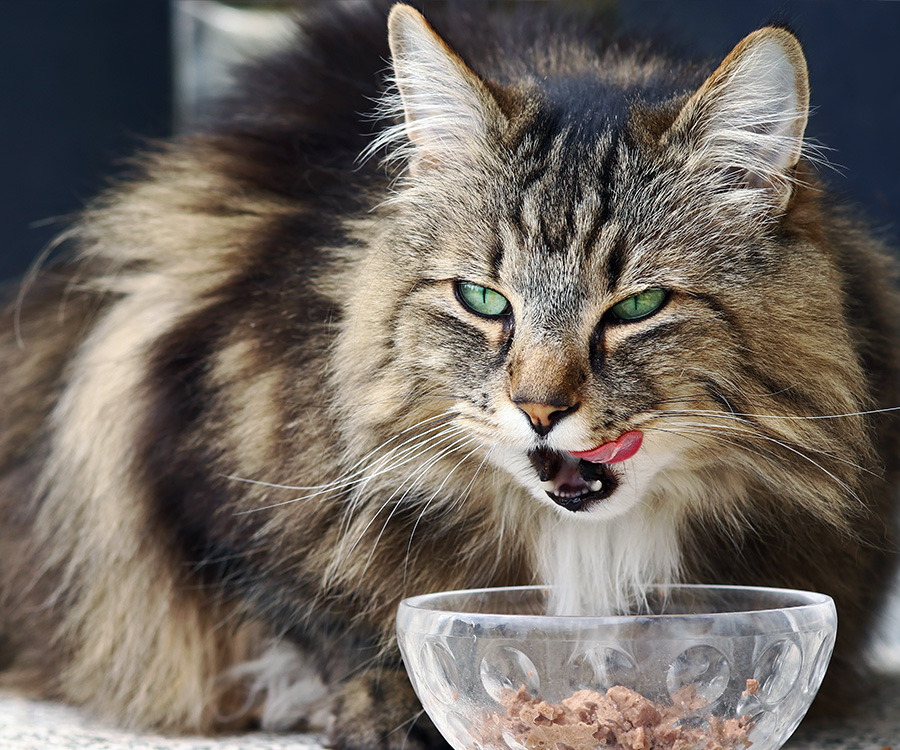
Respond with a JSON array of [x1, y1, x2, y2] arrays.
[[1, 1, 899, 747]]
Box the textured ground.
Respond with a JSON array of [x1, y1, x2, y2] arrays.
[[1, 673, 898, 750]]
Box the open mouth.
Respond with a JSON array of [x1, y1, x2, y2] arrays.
[[527, 447, 619, 513]]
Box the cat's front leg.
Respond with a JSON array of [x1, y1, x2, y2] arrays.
[[327, 669, 448, 750]]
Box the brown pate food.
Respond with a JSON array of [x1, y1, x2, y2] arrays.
[[498, 683, 754, 750]]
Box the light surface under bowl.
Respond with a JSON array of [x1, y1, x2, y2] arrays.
[[397, 584, 836, 750]]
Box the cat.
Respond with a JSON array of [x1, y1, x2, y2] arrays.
[[1, 1, 899, 748]]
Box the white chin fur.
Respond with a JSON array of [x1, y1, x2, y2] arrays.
[[492, 431, 686, 616], [535, 503, 683, 616], [583, 436, 682, 520]]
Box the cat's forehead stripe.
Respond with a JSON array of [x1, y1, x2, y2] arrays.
[[603, 233, 628, 294], [507, 121, 623, 256], [497, 124, 635, 302]]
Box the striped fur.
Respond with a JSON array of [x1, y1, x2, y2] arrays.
[[1, 2, 899, 747]]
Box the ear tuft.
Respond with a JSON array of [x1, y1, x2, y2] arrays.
[[376, 3, 504, 171], [672, 27, 810, 211]]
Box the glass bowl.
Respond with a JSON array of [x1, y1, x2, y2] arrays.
[[397, 585, 836, 750]]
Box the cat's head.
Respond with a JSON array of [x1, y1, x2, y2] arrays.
[[334, 4, 868, 527]]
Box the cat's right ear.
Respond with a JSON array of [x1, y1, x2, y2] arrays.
[[384, 4, 506, 171]]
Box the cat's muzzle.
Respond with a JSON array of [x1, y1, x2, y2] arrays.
[[527, 447, 619, 512]]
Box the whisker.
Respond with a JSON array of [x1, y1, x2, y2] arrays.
[[342, 424, 467, 504], [391, 706, 430, 750], [351, 435, 481, 582], [402, 443, 490, 586], [657, 418, 863, 502], [335, 428, 473, 545], [224, 411, 457, 493], [656, 403, 900, 422], [232, 421, 466, 514], [642, 424, 780, 467], [655, 411, 878, 477], [331, 423, 469, 541]]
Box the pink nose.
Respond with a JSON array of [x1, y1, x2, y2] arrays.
[[516, 402, 578, 437]]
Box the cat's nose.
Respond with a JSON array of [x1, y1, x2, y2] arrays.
[[515, 401, 579, 437]]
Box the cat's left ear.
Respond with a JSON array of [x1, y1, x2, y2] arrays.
[[386, 4, 506, 171], [668, 27, 809, 212]]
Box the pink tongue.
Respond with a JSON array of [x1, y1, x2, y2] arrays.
[[569, 430, 643, 464]]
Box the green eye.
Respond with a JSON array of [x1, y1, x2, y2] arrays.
[[456, 281, 511, 318], [610, 288, 667, 321]]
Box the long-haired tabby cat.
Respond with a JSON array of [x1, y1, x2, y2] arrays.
[[1, 0, 898, 746]]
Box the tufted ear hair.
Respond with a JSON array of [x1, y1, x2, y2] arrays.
[[667, 27, 810, 212], [382, 3, 506, 171]]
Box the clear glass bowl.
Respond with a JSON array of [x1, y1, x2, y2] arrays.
[[397, 585, 836, 750]]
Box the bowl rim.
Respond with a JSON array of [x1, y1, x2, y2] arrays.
[[398, 583, 835, 623]]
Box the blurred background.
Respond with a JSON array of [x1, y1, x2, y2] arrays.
[[2, 0, 899, 651]]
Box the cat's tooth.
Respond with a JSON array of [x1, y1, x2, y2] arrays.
[[540, 480, 556, 493], [589, 480, 603, 492]]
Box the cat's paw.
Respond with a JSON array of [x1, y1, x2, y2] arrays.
[[326, 669, 448, 750]]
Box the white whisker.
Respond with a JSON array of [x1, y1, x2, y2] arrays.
[[343, 424, 466, 502], [666, 406, 900, 421], [224, 411, 456, 493], [351, 435, 481, 582], [335, 427, 472, 549], [231, 419, 465, 515], [402, 443, 490, 586], [658, 411, 877, 477], [657, 417, 863, 503]]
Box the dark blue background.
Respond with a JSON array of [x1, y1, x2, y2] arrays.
[[2, 0, 898, 282], [1, 0, 171, 282]]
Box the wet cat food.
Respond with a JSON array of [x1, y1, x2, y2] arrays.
[[499, 684, 753, 750]]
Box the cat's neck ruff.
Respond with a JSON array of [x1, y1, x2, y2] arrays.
[[534, 502, 682, 617]]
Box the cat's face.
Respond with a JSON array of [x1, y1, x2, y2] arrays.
[[337, 7, 861, 526], [381, 129, 747, 520]]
